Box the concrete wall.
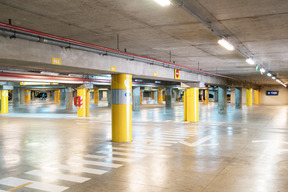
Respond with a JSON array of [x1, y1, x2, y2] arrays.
[[260, 86, 288, 105]]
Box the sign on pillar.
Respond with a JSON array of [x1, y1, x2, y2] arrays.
[[111, 74, 132, 142], [184, 88, 199, 122], [76, 88, 90, 117], [1, 90, 9, 114]]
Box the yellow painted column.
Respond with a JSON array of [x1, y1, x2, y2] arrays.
[[54, 89, 60, 103], [184, 88, 199, 122], [140, 89, 143, 104], [157, 88, 163, 104], [111, 74, 132, 142], [94, 89, 99, 104], [246, 88, 253, 106], [24, 90, 31, 102], [203, 89, 209, 104], [77, 88, 90, 117], [1, 90, 9, 114], [184, 89, 187, 121], [254, 90, 261, 104]]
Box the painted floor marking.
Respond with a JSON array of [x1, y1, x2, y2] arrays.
[[144, 136, 182, 141], [96, 151, 146, 158], [157, 134, 189, 139], [7, 182, 32, 191], [25, 170, 90, 183], [120, 144, 165, 150], [51, 164, 107, 175], [252, 140, 269, 143], [106, 146, 157, 154], [160, 133, 194, 137], [136, 139, 177, 144], [0, 190, 6, 192], [72, 159, 122, 168], [0, 177, 68, 192], [179, 136, 215, 147], [84, 154, 136, 163], [132, 141, 172, 147]]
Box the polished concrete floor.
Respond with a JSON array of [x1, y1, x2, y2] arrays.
[[0, 100, 288, 192]]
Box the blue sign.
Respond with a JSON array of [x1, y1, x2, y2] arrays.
[[266, 91, 279, 96]]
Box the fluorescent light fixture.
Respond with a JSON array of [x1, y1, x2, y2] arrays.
[[134, 79, 143, 82], [218, 39, 235, 51], [154, 0, 171, 6], [68, 74, 83, 78], [276, 79, 281, 83], [246, 58, 255, 65], [155, 81, 161, 83], [20, 82, 51, 85], [272, 76, 276, 79], [267, 73, 272, 77], [41, 71, 59, 76], [259, 68, 266, 74]]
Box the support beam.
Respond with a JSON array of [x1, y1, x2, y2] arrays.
[[65, 87, 73, 110], [24, 90, 31, 103], [218, 86, 227, 114], [1, 90, 9, 113], [94, 89, 99, 104], [246, 88, 253, 106], [20, 88, 24, 104], [77, 88, 90, 117], [111, 74, 132, 142], [254, 90, 261, 104], [13, 88, 20, 108], [60, 88, 66, 107], [157, 88, 163, 104], [235, 87, 242, 109]]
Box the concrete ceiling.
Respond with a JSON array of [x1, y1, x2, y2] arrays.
[[0, 0, 287, 85]]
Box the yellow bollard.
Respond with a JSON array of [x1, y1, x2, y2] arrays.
[[94, 89, 99, 104], [111, 74, 132, 142], [184, 88, 199, 122], [24, 90, 31, 102], [157, 88, 163, 104], [77, 88, 90, 117], [246, 88, 253, 106], [1, 90, 9, 114]]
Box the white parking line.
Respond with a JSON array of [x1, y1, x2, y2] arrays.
[[106, 146, 156, 154], [96, 150, 146, 158], [71, 159, 122, 168], [0, 177, 68, 192], [120, 144, 165, 150], [51, 164, 107, 175], [25, 170, 90, 183], [84, 154, 136, 163]]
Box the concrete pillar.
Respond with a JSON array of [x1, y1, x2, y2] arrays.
[[132, 87, 140, 111], [235, 87, 242, 109], [107, 89, 111, 107], [184, 88, 199, 122], [77, 88, 90, 117], [218, 86, 227, 114], [157, 88, 163, 104], [166, 87, 172, 109], [214, 91, 218, 102], [99, 90, 103, 101], [94, 89, 99, 104], [13, 88, 20, 108], [155, 91, 158, 104], [20, 88, 25, 104], [60, 88, 66, 107], [65, 87, 73, 110], [51, 91, 55, 101], [111, 74, 132, 142], [24, 90, 31, 102], [246, 88, 253, 106]]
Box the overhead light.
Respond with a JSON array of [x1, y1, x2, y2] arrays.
[[259, 68, 266, 74], [267, 73, 272, 77], [153, 0, 171, 6], [20, 82, 51, 85], [41, 71, 59, 76], [155, 81, 161, 83], [134, 79, 143, 82], [218, 39, 235, 51], [276, 79, 281, 83], [68, 74, 83, 78], [246, 58, 255, 65], [272, 76, 276, 79]]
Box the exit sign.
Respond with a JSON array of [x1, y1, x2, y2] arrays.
[[266, 91, 279, 96]]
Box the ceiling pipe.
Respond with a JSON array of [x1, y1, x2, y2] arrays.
[[0, 22, 238, 81]]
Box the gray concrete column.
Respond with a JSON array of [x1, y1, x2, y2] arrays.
[[65, 87, 73, 110], [60, 88, 66, 106], [107, 89, 111, 107], [99, 90, 103, 101], [13, 88, 20, 108], [218, 86, 227, 114], [214, 91, 218, 102], [132, 87, 140, 111], [166, 87, 172, 109], [235, 87, 242, 109], [51, 91, 55, 101], [155, 91, 158, 104], [20, 88, 25, 104]]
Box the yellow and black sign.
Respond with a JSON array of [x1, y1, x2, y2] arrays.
[[111, 66, 117, 72], [174, 69, 180, 79], [153, 72, 157, 77]]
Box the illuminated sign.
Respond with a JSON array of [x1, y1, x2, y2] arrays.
[[174, 69, 180, 79], [266, 91, 279, 96], [52, 57, 61, 65]]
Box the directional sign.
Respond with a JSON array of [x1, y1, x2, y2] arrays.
[[174, 69, 180, 79], [266, 91, 279, 96], [52, 57, 61, 65]]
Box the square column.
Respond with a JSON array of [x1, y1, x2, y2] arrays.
[[94, 89, 99, 104], [77, 88, 90, 117], [184, 88, 199, 122], [60, 88, 66, 107], [157, 88, 163, 104], [246, 88, 253, 106], [24, 90, 31, 103], [13, 88, 20, 108], [1, 90, 9, 114], [235, 87, 242, 109], [132, 87, 140, 111], [165, 87, 172, 109], [218, 85, 227, 114], [111, 74, 132, 142], [65, 87, 73, 110], [254, 89, 261, 104]]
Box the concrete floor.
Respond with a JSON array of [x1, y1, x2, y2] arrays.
[[0, 101, 288, 192]]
